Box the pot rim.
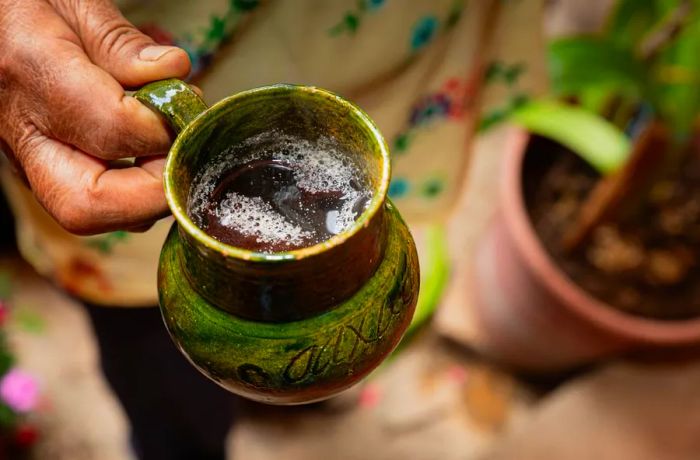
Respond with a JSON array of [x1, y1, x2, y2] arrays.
[[164, 84, 390, 263], [503, 128, 700, 343]]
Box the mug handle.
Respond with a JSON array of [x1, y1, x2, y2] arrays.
[[134, 78, 208, 134]]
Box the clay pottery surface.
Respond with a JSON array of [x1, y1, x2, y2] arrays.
[[134, 80, 419, 404], [471, 129, 700, 372]]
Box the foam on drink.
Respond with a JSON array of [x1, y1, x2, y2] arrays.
[[188, 132, 372, 252]]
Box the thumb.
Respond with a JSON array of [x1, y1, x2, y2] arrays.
[[50, 0, 191, 87]]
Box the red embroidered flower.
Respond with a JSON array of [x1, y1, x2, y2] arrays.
[[0, 300, 7, 326], [14, 424, 39, 447], [443, 77, 462, 93]]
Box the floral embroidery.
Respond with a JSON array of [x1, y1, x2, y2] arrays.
[[85, 230, 130, 255], [60, 258, 113, 296], [479, 60, 530, 132], [393, 76, 476, 155], [366, 0, 386, 10], [409, 1, 465, 52], [484, 60, 526, 86], [329, 0, 388, 36], [388, 178, 410, 199], [389, 75, 478, 201], [139, 0, 260, 78], [0, 370, 39, 413], [410, 16, 440, 51], [446, 0, 466, 28], [421, 177, 445, 198]]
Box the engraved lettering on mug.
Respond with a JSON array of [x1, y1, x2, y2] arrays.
[[281, 253, 412, 384], [237, 363, 271, 388]]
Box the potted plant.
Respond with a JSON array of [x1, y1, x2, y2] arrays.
[[471, 0, 700, 371]]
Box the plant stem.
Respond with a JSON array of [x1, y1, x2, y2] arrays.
[[561, 121, 669, 251]]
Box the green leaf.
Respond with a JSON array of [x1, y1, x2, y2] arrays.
[[579, 86, 614, 114], [606, 0, 661, 49], [548, 37, 647, 100], [652, 2, 700, 138], [511, 100, 631, 174]]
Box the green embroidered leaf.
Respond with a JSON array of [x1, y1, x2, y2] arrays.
[[484, 61, 504, 83], [344, 13, 360, 33], [503, 63, 526, 86], [13, 308, 46, 335], [111, 230, 129, 241], [478, 107, 510, 132], [446, 0, 465, 28], [394, 133, 411, 153], [85, 231, 130, 255], [328, 22, 345, 37], [511, 100, 631, 174], [231, 0, 259, 11], [207, 16, 227, 41], [422, 178, 445, 197], [478, 94, 530, 133]]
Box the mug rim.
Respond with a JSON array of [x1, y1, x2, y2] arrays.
[[163, 84, 391, 262]]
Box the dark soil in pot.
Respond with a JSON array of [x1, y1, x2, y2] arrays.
[[523, 136, 700, 320]]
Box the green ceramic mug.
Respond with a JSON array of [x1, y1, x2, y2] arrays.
[[134, 79, 419, 404]]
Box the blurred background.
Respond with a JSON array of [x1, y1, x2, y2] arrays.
[[5, 0, 700, 459]]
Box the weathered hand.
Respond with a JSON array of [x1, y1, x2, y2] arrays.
[[0, 0, 191, 234]]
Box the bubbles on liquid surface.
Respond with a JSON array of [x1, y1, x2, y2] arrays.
[[188, 132, 372, 252]]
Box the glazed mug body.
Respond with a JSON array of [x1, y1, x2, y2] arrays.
[[135, 80, 420, 404]]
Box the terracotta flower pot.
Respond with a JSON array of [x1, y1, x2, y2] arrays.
[[471, 129, 700, 372]]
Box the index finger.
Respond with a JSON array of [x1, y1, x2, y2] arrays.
[[8, 3, 177, 160], [21, 134, 170, 234]]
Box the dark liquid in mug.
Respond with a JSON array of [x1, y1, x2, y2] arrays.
[[188, 140, 372, 253]]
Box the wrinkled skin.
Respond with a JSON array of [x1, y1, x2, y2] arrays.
[[0, 0, 191, 234]]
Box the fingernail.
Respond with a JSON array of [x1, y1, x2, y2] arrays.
[[139, 45, 178, 61]]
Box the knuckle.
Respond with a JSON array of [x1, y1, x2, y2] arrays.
[[56, 187, 101, 235], [12, 121, 44, 162], [55, 206, 88, 234], [94, 18, 144, 58], [84, 179, 107, 206], [36, 180, 89, 234], [89, 130, 121, 160]]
